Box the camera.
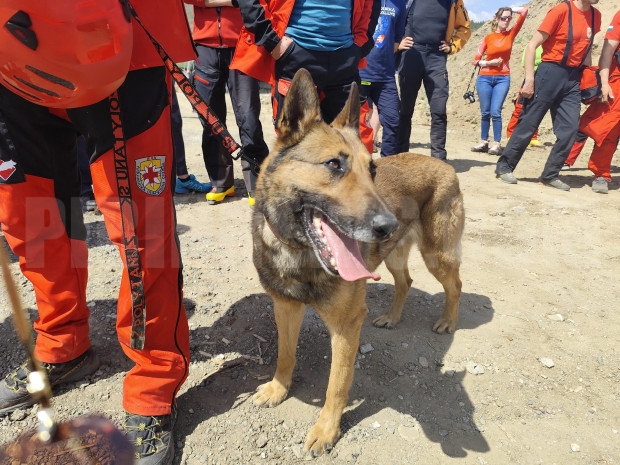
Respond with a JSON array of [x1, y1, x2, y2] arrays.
[[463, 90, 475, 103]]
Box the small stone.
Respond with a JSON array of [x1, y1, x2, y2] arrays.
[[10, 409, 27, 421], [256, 435, 268, 448], [419, 357, 429, 368], [547, 314, 564, 321], [359, 343, 374, 354], [372, 421, 381, 428], [540, 358, 554, 368], [466, 361, 484, 375], [398, 425, 419, 442], [570, 443, 580, 452]]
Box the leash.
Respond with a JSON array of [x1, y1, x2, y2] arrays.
[[127, 3, 262, 176]]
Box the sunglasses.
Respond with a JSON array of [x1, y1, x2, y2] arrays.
[[499, 16, 512, 21]]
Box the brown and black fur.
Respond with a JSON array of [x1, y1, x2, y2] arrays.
[[251, 69, 464, 456]]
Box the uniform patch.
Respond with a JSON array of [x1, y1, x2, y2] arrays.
[[0, 159, 17, 181], [135, 156, 166, 195]]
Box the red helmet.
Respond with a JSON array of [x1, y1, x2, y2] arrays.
[[0, 0, 133, 108]]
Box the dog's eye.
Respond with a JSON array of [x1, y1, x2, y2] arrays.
[[325, 159, 342, 171]]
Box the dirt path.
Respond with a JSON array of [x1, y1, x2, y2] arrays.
[[1, 88, 619, 465]]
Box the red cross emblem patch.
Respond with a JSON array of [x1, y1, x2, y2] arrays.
[[135, 156, 166, 195]]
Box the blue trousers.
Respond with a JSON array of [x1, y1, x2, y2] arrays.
[[475, 74, 510, 143], [359, 79, 400, 157]]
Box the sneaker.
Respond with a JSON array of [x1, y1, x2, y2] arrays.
[[247, 191, 255, 207], [488, 142, 502, 155], [496, 172, 518, 184], [124, 406, 176, 465], [0, 348, 100, 416], [175, 174, 212, 194], [471, 141, 489, 153], [540, 178, 570, 191], [592, 176, 609, 194], [561, 164, 571, 171], [206, 185, 235, 204], [528, 139, 543, 147]]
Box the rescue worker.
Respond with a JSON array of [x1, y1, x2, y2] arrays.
[[564, 9, 620, 194], [0, 2, 194, 463]]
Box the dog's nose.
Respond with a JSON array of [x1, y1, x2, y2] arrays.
[[372, 213, 398, 239]]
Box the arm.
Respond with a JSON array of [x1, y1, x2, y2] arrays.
[[522, 30, 547, 98], [444, 0, 471, 55], [598, 38, 619, 103], [358, 0, 382, 57], [237, 0, 281, 55]]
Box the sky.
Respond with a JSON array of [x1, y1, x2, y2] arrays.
[[465, 0, 525, 22]]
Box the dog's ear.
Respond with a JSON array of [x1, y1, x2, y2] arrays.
[[277, 68, 322, 142], [330, 81, 360, 133]]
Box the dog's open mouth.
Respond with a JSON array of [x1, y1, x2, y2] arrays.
[[303, 209, 380, 282]]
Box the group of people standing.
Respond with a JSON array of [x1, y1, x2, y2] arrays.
[[470, 0, 617, 194]]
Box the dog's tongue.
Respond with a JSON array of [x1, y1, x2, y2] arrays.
[[321, 218, 380, 282]]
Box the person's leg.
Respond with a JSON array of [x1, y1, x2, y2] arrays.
[[77, 135, 97, 211], [490, 75, 511, 144], [565, 130, 588, 167], [375, 80, 400, 157], [0, 87, 97, 416], [506, 91, 522, 139], [317, 45, 361, 124], [475, 75, 492, 143], [588, 121, 620, 181], [540, 76, 581, 183], [193, 45, 234, 191], [423, 52, 449, 160], [496, 63, 559, 176], [69, 67, 190, 418], [396, 47, 424, 153], [226, 56, 269, 199], [171, 89, 211, 194]]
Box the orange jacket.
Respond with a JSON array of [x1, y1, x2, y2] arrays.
[[230, 0, 376, 85], [129, 0, 196, 69], [183, 2, 244, 48]]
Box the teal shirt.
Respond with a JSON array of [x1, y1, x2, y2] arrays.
[[286, 0, 353, 51]]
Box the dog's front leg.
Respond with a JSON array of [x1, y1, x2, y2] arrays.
[[254, 296, 305, 407], [305, 299, 367, 456]]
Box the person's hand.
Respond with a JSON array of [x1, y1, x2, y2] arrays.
[[270, 36, 293, 60], [398, 37, 414, 51], [601, 83, 614, 103], [439, 41, 452, 53], [521, 77, 535, 98]]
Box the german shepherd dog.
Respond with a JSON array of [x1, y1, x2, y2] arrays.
[[251, 69, 464, 456]]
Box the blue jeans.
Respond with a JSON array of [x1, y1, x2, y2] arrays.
[[475, 75, 510, 142]]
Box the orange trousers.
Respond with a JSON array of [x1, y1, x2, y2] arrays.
[[0, 69, 189, 417], [506, 91, 539, 141]]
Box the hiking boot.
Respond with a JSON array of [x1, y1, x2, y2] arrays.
[[561, 164, 571, 171], [124, 406, 176, 465], [528, 139, 543, 147], [541, 178, 570, 191], [496, 172, 518, 184], [488, 142, 502, 155], [206, 185, 235, 204], [471, 141, 489, 153], [0, 348, 100, 416], [175, 174, 212, 194], [247, 191, 255, 206], [592, 176, 609, 194]]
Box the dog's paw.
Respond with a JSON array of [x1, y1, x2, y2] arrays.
[[432, 317, 456, 334], [372, 314, 396, 329], [304, 422, 340, 457], [253, 380, 289, 407]]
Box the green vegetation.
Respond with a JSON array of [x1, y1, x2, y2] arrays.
[[471, 20, 487, 32]]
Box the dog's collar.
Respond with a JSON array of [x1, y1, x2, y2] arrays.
[[263, 215, 303, 250]]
